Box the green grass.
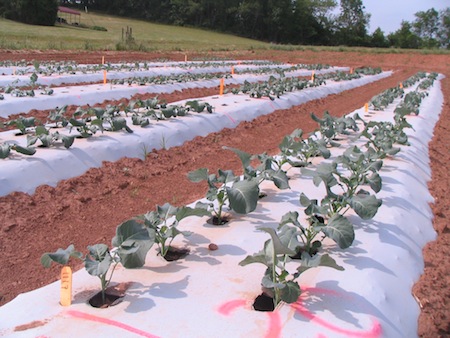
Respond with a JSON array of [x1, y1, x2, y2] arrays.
[[0, 11, 269, 51], [0, 10, 448, 55]]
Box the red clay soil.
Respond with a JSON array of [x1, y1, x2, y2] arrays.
[[0, 50, 448, 337]]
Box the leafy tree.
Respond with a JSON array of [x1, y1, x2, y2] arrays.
[[438, 8, 450, 49], [413, 8, 440, 48], [234, 0, 267, 40], [309, 0, 338, 43], [388, 21, 421, 49], [336, 0, 370, 46], [290, 0, 323, 45], [370, 27, 389, 48], [264, 0, 294, 43], [0, 0, 22, 21], [1, 0, 58, 25]]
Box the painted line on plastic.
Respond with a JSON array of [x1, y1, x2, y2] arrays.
[[66, 310, 160, 338], [218, 299, 282, 338], [291, 287, 382, 338]]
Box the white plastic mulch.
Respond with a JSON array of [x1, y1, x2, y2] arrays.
[[0, 71, 389, 197], [0, 72, 444, 337]]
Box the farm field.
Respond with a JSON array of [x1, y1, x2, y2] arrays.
[[0, 49, 449, 337]]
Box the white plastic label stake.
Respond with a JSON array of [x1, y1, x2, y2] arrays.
[[60, 266, 72, 306]]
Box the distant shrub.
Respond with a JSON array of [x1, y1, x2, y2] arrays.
[[92, 26, 107, 32], [4, 0, 59, 26]]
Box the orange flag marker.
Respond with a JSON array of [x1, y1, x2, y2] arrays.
[[219, 78, 224, 96]]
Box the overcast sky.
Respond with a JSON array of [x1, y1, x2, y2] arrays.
[[361, 0, 450, 34]]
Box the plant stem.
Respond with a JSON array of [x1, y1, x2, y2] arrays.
[[272, 240, 280, 309], [100, 274, 107, 304]]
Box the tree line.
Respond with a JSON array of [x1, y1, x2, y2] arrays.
[[1, 0, 449, 49]]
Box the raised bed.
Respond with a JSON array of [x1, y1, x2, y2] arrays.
[[0, 69, 388, 196], [0, 67, 443, 337]]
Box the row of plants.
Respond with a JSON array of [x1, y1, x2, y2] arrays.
[[391, 72, 437, 119], [369, 71, 436, 111], [109, 72, 232, 86], [39, 72, 434, 309], [103, 64, 335, 87], [233, 63, 330, 77], [0, 66, 383, 158], [0, 73, 54, 99], [0, 98, 213, 158], [0, 59, 279, 77], [35, 103, 366, 307], [0, 64, 334, 100], [227, 67, 380, 100], [227, 73, 435, 309]]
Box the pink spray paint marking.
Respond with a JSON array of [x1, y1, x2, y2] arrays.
[[291, 287, 382, 338], [218, 299, 282, 338], [266, 311, 282, 338], [223, 112, 237, 124], [261, 96, 277, 110], [66, 310, 160, 338], [217, 299, 246, 315]]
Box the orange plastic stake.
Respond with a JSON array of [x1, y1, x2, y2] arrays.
[[311, 71, 315, 81], [219, 78, 224, 96], [102, 56, 105, 64], [350, 67, 353, 74], [231, 66, 234, 75], [103, 70, 107, 85], [185, 54, 188, 62], [60, 266, 72, 306], [399, 82, 403, 89], [364, 103, 369, 113]]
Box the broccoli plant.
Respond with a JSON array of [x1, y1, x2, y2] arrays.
[[185, 100, 213, 113], [69, 107, 103, 138], [7, 116, 38, 135], [223, 146, 290, 190], [42, 219, 156, 305], [27, 126, 75, 149], [47, 105, 69, 128], [29, 72, 38, 90], [239, 227, 343, 310], [369, 87, 404, 111], [188, 168, 260, 225], [139, 202, 210, 258], [279, 206, 354, 255], [394, 91, 427, 117], [357, 116, 410, 158], [278, 129, 331, 167], [301, 147, 383, 222], [0, 142, 36, 158], [41, 244, 119, 306], [310, 111, 359, 146]]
